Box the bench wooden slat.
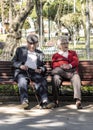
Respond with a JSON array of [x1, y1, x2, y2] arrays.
[[79, 69, 93, 72], [79, 61, 93, 65], [81, 81, 93, 86], [80, 75, 93, 79], [0, 73, 14, 76], [62, 81, 93, 86], [0, 75, 13, 78], [0, 80, 16, 85]]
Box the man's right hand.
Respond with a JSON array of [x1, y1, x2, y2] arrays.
[[35, 68, 42, 73], [20, 65, 28, 70], [61, 64, 71, 70]]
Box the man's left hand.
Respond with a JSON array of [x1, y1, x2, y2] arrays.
[[62, 64, 71, 70], [35, 69, 42, 73]]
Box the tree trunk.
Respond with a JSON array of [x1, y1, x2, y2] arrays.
[[35, 0, 45, 47], [1, 0, 5, 29], [0, 0, 34, 61], [85, 0, 90, 59]]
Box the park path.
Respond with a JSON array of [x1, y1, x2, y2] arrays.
[[0, 102, 93, 130]]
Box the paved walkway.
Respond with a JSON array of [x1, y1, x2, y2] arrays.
[[0, 101, 93, 130]]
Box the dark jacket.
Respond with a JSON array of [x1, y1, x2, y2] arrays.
[[12, 46, 46, 80]]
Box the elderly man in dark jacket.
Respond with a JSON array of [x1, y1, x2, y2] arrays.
[[12, 34, 54, 109]]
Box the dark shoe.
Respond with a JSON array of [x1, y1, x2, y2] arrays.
[[54, 100, 59, 108], [76, 100, 82, 109], [21, 99, 29, 109], [41, 102, 55, 109]]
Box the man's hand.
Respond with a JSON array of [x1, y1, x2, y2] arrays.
[[35, 69, 42, 73], [61, 64, 71, 70], [20, 65, 28, 70]]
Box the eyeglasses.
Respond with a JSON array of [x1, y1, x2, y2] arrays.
[[61, 42, 69, 45], [28, 42, 37, 45]]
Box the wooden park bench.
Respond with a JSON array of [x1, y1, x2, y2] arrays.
[[0, 60, 93, 86], [45, 60, 93, 86], [0, 60, 93, 101]]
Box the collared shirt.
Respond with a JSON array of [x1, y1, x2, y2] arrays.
[[58, 50, 72, 68], [58, 50, 68, 58], [25, 50, 37, 69]]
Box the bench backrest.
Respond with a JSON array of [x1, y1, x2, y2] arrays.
[[0, 61, 14, 84], [79, 61, 93, 85]]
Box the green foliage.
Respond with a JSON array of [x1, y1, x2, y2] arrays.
[[1, 85, 93, 97], [31, 7, 37, 19], [61, 13, 77, 24], [2, 1, 9, 18], [0, 49, 2, 55], [76, 0, 82, 13], [42, 0, 73, 19], [0, 6, 1, 21], [0, 85, 19, 96], [61, 13, 82, 35], [23, 20, 31, 30], [81, 86, 93, 96], [43, 1, 58, 20]]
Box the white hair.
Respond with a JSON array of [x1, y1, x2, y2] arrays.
[[57, 35, 69, 46]]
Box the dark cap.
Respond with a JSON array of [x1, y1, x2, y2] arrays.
[[26, 34, 38, 44]]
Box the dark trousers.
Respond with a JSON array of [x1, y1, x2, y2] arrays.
[[17, 72, 48, 103]]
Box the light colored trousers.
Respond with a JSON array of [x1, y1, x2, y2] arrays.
[[71, 74, 81, 100], [52, 67, 81, 101]]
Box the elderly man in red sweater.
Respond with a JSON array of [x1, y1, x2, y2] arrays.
[[51, 36, 82, 109]]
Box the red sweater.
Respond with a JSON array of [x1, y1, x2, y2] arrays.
[[52, 50, 79, 71]]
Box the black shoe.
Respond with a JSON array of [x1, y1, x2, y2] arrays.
[[41, 102, 55, 109], [54, 103, 59, 108], [21, 99, 29, 109], [54, 100, 59, 108]]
